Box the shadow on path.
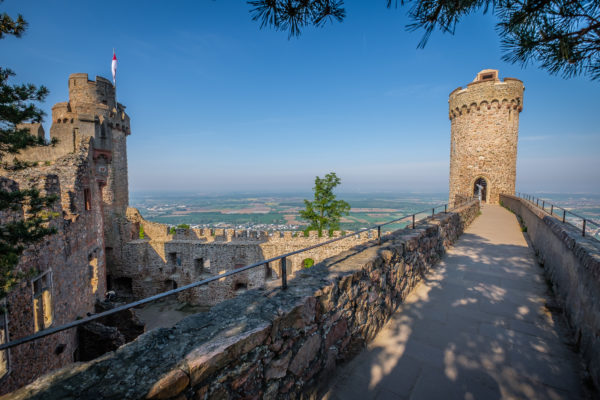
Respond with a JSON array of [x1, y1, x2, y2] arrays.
[[324, 205, 590, 400]]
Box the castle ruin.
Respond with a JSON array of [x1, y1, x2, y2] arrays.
[[122, 210, 374, 306], [0, 73, 132, 393], [448, 69, 524, 205], [0, 73, 372, 393]]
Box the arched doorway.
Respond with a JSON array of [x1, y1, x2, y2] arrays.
[[473, 177, 487, 202]]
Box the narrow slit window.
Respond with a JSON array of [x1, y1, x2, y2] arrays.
[[84, 188, 91, 211]]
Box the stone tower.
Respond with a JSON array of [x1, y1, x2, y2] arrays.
[[51, 73, 132, 272], [448, 69, 524, 205]]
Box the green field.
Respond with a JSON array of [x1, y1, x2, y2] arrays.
[[131, 192, 451, 231]]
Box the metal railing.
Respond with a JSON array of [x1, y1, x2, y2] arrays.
[[516, 192, 600, 240], [0, 199, 474, 351]]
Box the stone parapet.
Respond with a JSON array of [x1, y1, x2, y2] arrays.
[[500, 194, 600, 391], [2, 200, 479, 399]]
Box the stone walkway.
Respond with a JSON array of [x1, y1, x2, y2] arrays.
[[325, 205, 588, 400]]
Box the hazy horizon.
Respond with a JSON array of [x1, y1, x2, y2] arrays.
[[130, 189, 600, 196]]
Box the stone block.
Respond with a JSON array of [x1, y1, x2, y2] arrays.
[[146, 369, 189, 400], [289, 334, 322, 376]]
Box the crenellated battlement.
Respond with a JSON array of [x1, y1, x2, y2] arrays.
[[68, 73, 115, 109], [54, 74, 131, 135], [131, 217, 372, 244], [448, 70, 524, 121], [126, 208, 375, 244]]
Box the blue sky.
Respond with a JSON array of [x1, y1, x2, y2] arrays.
[[2, 0, 599, 194]]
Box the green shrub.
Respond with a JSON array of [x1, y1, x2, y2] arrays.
[[169, 226, 176, 235], [177, 223, 190, 229], [303, 258, 315, 269], [139, 225, 145, 239]]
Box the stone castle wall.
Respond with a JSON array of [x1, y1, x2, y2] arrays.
[[449, 70, 524, 205], [0, 73, 133, 394], [500, 194, 600, 390], [8, 74, 132, 266], [2, 200, 479, 400], [117, 209, 376, 306], [0, 138, 107, 395]]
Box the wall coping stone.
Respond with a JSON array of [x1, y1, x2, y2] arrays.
[[502, 194, 600, 280]]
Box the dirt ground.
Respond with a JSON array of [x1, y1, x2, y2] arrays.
[[133, 297, 209, 332]]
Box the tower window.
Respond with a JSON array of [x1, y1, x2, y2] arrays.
[[32, 271, 53, 332], [84, 188, 91, 211], [0, 298, 10, 380], [168, 252, 180, 266], [195, 258, 209, 276]]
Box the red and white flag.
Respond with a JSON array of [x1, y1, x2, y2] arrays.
[[111, 50, 117, 85]]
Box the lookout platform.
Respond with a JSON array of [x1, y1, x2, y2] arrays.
[[325, 205, 589, 400]]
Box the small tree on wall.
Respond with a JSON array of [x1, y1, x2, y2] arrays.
[[0, 2, 57, 299], [300, 172, 350, 236]]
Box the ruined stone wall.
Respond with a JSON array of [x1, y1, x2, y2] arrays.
[[0, 137, 107, 395], [3, 200, 479, 400], [11, 73, 134, 294], [500, 194, 600, 391], [119, 209, 376, 306], [449, 70, 524, 205]]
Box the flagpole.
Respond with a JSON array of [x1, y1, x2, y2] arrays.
[[113, 48, 118, 113]]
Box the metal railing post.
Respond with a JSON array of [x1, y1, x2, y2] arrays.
[[432, 208, 435, 217], [281, 257, 287, 289], [444, 204, 447, 213], [563, 210, 566, 223], [582, 219, 587, 237], [542, 200, 545, 210], [377, 226, 381, 245], [412, 214, 415, 229], [550, 205, 554, 215], [536, 198, 539, 206]]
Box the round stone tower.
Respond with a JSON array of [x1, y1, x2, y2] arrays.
[[448, 69, 524, 205]]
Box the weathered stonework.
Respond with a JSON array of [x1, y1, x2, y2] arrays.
[[119, 209, 376, 306], [2, 201, 480, 400], [0, 138, 107, 394], [0, 74, 134, 394], [500, 194, 600, 390], [449, 69, 524, 205]]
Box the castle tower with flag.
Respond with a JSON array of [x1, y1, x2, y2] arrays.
[[51, 64, 133, 286]]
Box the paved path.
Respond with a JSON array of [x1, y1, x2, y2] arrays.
[[325, 205, 588, 400]]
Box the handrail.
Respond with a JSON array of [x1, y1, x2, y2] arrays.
[[0, 198, 476, 351], [515, 192, 600, 239]]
